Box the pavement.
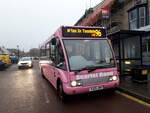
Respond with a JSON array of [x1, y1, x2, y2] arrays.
[[117, 75, 150, 103]]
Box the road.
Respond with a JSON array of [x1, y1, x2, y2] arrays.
[[0, 61, 149, 113]]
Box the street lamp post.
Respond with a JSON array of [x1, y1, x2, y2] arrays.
[[17, 45, 19, 60]]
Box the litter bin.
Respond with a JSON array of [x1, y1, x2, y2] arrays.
[[131, 66, 149, 83]]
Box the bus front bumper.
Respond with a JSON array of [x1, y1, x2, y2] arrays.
[[63, 80, 119, 95]]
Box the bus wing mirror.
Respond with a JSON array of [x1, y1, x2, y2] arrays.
[[56, 62, 63, 68], [50, 56, 55, 61], [51, 38, 59, 46], [52, 38, 56, 45]]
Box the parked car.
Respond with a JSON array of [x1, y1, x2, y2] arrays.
[[0, 55, 11, 67], [0, 59, 6, 70], [18, 57, 33, 69]]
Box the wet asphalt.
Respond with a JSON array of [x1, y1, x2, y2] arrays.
[[0, 61, 149, 113]]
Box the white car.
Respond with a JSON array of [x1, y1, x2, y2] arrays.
[[18, 57, 33, 69], [39, 56, 52, 68]]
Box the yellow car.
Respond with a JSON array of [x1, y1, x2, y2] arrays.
[[0, 55, 11, 67]]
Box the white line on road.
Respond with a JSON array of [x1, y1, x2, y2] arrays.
[[41, 82, 46, 89], [41, 82, 50, 104], [44, 92, 50, 104]]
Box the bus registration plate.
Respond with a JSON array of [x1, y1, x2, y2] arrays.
[[89, 86, 103, 92]]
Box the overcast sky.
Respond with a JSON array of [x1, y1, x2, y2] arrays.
[[0, 0, 102, 52]]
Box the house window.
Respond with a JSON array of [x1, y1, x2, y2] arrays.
[[128, 5, 147, 29], [139, 7, 146, 27], [129, 9, 137, 29]]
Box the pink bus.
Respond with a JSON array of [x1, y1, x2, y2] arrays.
[[40, 26, 119, 100]]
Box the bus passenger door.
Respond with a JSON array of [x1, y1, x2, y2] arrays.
[[51, 38, 66, 87], [47, 38, 57, 86]]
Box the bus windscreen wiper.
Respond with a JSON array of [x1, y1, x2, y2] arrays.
[[77, 65, 106, 72], [78, 64, 114, 72]]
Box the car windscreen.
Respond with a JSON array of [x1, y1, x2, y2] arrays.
[[40, 57, 49, 60], [20, 57, 31, 61], [64, 39, 115, 71]]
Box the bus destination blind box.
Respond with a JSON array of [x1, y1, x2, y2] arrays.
[[62, 27, 106, 38]]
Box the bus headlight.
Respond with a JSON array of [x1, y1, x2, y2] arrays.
[[71, 81, 77, 87], [112, 76, 117, 81], [71, 80, 82, 87], [109, 75, 118, 81]]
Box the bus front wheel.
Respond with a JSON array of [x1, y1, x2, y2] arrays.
[[57, 81, 67, 101]]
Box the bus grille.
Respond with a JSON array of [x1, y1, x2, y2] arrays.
[[79, 77, 110, 86]]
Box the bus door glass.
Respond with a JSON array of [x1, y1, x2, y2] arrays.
[[46, 38, 57, 84], [50, 37, 66, 85], [43, 43, 51, 79]]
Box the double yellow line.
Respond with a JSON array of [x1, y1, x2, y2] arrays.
[[116, 91, 150, 108]]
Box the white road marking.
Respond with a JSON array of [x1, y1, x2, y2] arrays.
[[41, 83, 46, 89], [41, 82, 50, 104], [44, 92, 50, 104]]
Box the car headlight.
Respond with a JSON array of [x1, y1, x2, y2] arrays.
[[71, 81, 77, 87], [28, 62, 32, 64]]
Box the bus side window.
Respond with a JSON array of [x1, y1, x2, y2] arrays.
[[50, 38, 56, 62]]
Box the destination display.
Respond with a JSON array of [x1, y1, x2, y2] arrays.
[[62, 27, 106, 38]]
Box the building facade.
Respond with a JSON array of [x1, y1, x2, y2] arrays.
[[75, 0, 150, 75], [0, 47, 11, 55]]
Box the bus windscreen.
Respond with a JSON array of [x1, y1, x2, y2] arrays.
[[62, 27, 106, 38]]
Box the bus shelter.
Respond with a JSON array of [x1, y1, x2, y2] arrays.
[[108, 30, 146, 77]]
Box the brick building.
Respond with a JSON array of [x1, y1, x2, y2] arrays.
[[75, 0, 150, 75]]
